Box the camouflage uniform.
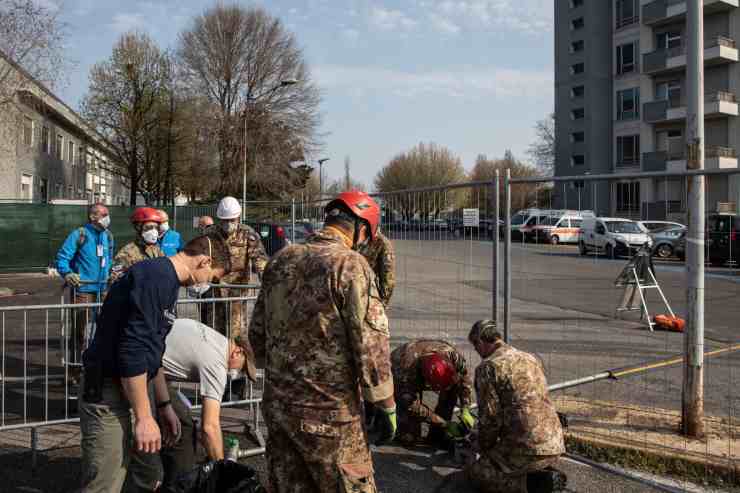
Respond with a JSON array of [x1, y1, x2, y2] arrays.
[[203, 224, 268, 340], [109, 241, 164, 284], [468, 341, 565, 493], [249, 228, 393, 493], [358, 231, 395, 307], [391, 340, 473, 444]]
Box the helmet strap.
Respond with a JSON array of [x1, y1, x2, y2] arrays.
[[352, 219, 361, 251]]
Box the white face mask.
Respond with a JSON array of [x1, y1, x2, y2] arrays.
[[228, 369, 243, 380], [98, 216, 111, 229], [142, 229, 159, 245], [222, 221, 238, 234], [160, 222, 170, 233]]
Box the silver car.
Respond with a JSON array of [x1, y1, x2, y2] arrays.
[[650, 225, 687, 259]]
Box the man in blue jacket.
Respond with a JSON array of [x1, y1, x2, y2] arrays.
[[55, 203, 114, 362], [157, 210, 183, 257]]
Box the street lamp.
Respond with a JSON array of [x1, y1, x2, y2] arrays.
[[242, 78, 300, 216], [318, 158, 330, 201]]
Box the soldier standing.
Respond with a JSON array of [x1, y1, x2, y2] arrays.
[[203, 196, 267, 341], [249, 191, 397, 493], [109, 207, 165, 284], [391, 339, 476, 448], [359, 229, 395, 307], [467, 320, 567, 493]]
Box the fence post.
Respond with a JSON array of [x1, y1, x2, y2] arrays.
[[683, 0, 705, 438], [492, 170, 499, 325], [31, 427, 38, 471], [504, 169, 512, 343], [291, 198, 296, 243]]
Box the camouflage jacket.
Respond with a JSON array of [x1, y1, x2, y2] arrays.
[[110, 240, 164, 284], [475, 342, 565, 456], [359, 232, 395, 306], [391, 340, 474, 419], [249, 228, 393, 422], [208, 224, 268, 286]]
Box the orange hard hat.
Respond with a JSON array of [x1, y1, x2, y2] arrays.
[[325, 191, 380, 238], [130, 207, 163, 224]]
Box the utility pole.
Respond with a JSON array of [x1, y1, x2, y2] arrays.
[[683, 0, 705, 438], [318, 158, 330, 201]]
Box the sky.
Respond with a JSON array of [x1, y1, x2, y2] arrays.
[[53, 0, 554, 189]]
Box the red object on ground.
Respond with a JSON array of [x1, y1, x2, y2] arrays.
[[654, 314, 686, 332]]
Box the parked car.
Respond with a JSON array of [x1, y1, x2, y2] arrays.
[[514, 209, 594, 242], [542, 215, 588, 245], [707, 213, 740, 266], [649, 225, 687, 259], [451, 218, 502, 238], [638, 220, 685, 233], [579, 217, 653, 258], [675, 229, 686, 261]]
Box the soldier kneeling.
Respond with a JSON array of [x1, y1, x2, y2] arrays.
[[467, 320, 567, 493]]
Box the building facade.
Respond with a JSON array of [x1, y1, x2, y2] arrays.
[[0, 52, 128, 205], [555, 0, 740, 220]]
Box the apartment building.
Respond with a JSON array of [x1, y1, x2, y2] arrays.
[[0, 50, 128, 205], [554, 0, 740, 220]]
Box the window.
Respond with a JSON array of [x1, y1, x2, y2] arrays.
[[39, 178, 48, 203], [571, 108, 585, 120], [21, 174, 33, 200], [78, 146, 86, 167], [55, 182, 63, 199], [617, 42, 637, 75], [55, 134, 63, 160], [67, 141, 75, 164], [571, 63, 585, 75], [655, 80, 681, 105], [23, 117, 34, 147], [657, 30, 682, 51], [617, 135, 640, 167], [572, 155, 585, 166], [616, 0, 639, 29], [616, 182, 641, 213], [571, 18, 584, 30], [571, 85, 585, 98], [572, 131, 585, 143], [570, 0, 584, 7], [41, 126, 50, 154], [570, 219, 583, 228], [67, 185, 73, 199], [617, 87, 640, 120], [571, 40, 584, 53]]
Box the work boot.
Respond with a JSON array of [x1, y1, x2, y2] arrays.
[[526, 467, 568, 492]]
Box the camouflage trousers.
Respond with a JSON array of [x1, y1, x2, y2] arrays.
[[265, 410, 376, 493], [199, 287, 250, 341], [466, 450, 560, 493]]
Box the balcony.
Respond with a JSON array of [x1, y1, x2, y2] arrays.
[[644, 145, 738, 172], [643, 36, 739, 76], [643, 0, 739, 27], [643, 91, 739, 123]]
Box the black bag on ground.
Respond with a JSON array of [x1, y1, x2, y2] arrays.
[[161, 460, 265, 493]]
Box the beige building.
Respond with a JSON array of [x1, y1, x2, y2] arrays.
[[556, 0, 740, 220], [0, 50, 128, 205]]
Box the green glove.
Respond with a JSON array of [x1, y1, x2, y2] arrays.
[[460, 407, 477, 431], [445, 421, 465, 440], [376, 405, 397, 445], [65, 273, 82, 287]]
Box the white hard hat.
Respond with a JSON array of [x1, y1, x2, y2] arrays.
[[217, 196, 242, 220]]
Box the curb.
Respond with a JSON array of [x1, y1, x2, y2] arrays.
[[565, 432, 740, 489]]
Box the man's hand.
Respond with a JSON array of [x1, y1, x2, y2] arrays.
[[375, 405, 397, 445], [158, 404, 181, 447], [65, 273, 81, 287], [460, 407, 477, 431], [135, 415, 162, 453]]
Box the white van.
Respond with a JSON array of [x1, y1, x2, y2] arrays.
[[579, 217, 653, 258], [541, 211, 595, 245]]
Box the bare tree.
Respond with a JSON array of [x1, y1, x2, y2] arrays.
[[375, 142, 467, 220], [81, 32, 172, 205], [177, 4, 322, 198], [527, 113, 555, 173], [0, 0, 70, 107], [470, 151, 546, 214]]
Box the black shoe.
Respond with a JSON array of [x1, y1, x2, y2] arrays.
[[527, 468, 568, 492]]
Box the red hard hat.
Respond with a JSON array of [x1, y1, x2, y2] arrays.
[[130, 207, 163, 224], [421, 354, 457, 391], [325, 191, 380, 238]]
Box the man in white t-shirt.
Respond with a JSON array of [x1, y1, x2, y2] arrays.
[[127, 318, 257, 489]]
